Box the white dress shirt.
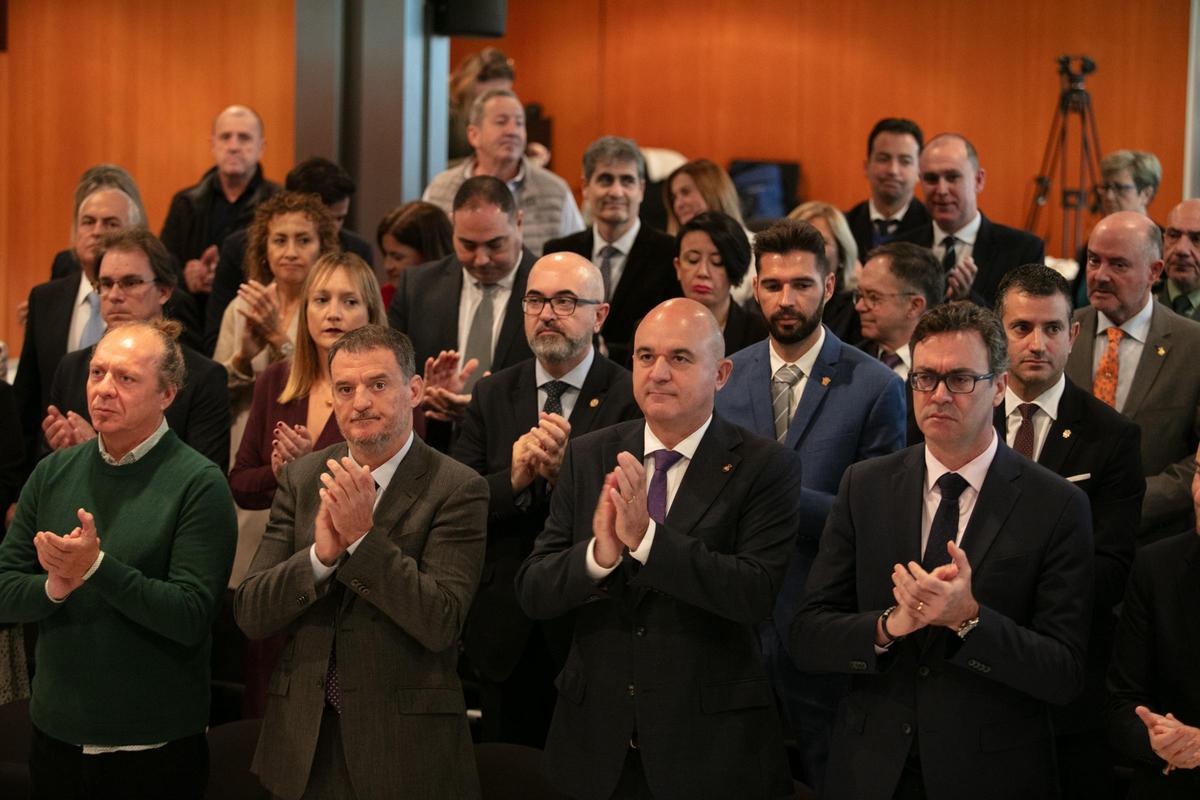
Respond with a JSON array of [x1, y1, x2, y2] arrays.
[[767, 326, 826, 425], [1092, 296, 1153, 413], [920, 430, 999, 558], [934, 211, 982, 269], [309, 431, 416, 582], [1003, 376, 1065, 462], [456, 267, 517, 359], [535, 346, 595, 420], [67, 273, 103, 353], [869, 199, 912, 224], [585, 415, 714, 579], [591, 218, 641, 301]]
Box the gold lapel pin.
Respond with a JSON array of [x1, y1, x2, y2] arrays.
[[588, 398, 599, 408], [1156, 346, 1166, 357], [820, 376, 831, 386], [722, 464, 733, 472], [1062, 429, 1071, 439]]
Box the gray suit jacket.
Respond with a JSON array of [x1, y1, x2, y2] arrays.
[[1066, 300, 1200, 539], [234, 437, 488, 800]]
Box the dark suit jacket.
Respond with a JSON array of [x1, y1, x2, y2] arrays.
[[1108, 532, 1200, 799], [515, 417, 799, 800], [857, 339, 921, 445], [993, 377, 1143, 734], [1066, 301, 1200, 539], [450, 353, 640, 681], [387, 249, 536, 374], [844, 198, 931, 262], [203, 227, 375, 356], [792, 442, 1094, 800], [48, 342, 231, 473], [542, 226, 682, 366], [722, 298, 768, 356], [893, 213, 1046, 307], [14, 273, 84, 476], [234, 438, 488, 800]]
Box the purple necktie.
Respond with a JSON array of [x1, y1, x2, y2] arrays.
[[647, 450, 684, 525]]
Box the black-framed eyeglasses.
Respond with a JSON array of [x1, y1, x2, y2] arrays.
[[96, 276, 153, 294], [909, 371, 995, 393], [521, 294, 602, 316], [1098, 182, 1137, 195], [851, 289, 918, 308]]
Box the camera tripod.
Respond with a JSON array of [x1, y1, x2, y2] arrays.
[[1024, 55, 1104, 258]]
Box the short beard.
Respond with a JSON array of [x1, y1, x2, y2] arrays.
[[530, 329, 589, 365], [767, 296, 825, 346]]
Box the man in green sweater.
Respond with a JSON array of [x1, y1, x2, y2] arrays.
[[0, 319, 237, 800]]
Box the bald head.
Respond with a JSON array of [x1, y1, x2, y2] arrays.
[[641, 298, 726, 361], [1165, 200, 1200, 293], [211, 105, 265, 182], [531, 252, 605, 300], [524, 252, 610, 374], [1093, 211, 1162, 261], [212, 105, 264, 136], [1086, 211, 1165, 325]]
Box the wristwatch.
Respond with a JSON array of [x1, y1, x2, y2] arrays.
[[880, 604, 904, 647], [955, 614, 981, 639]]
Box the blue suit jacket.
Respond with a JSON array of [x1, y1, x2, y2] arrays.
[[715, 330, 906, 631]]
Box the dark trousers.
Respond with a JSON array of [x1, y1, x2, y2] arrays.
[[1057, 729, 1115, 800], [301, 706, 358, 800], [610, 747, 654, 800], [478, 627, 557, 748], [30, 725, 208, 800]]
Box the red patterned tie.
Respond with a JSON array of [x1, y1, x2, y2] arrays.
[[1092, 327, 1124, 407], [1013, 403, 1037, 459]]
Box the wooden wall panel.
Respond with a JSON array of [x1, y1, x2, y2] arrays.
[[452, 0, 1188, 256], [0, 0, 295, 349]]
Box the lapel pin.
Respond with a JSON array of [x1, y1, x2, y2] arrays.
[[1062, 429, 1071, 439], [722, 464, 733, 472], [589, 398, 600, 408], [820, 376, 831, 386], [1156, 346, 1166, 357]]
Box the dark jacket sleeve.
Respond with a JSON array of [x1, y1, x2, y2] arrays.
[[159, 191, 196, 264], [182, 359, 232, 474], [0, 383, 25, 536], [205, 234, 247, 357], [1107, 550, 1161, 766], [228, 370, 283, 509]]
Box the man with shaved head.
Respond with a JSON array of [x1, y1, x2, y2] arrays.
[[517, 298, 801, 798], [1157, 199, 1200, 321], [452, 252, 640, 746], [1067, 210, 1200, 539], [161, 105, 280, 304]]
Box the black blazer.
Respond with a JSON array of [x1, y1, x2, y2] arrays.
[[515, 416, 799, 800], [542, 226, 681, 367], [48, 343, 232, 473], [792, 442, 1094, 800], [893, 213, 1045, 307], [451, 353, 640, 681], [387, 249, 536, 373], [993, 378, 1143, 735], [856, 339, 920, 445], [722, 298, 768, 356], [844, 198, 931, 262], [0, 383, 24, 541], [1109, 532, 1200, 799], [203, 227, 375, 356]]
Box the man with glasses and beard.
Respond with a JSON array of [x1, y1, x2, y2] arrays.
[[715, 218, 906, 793], [452, 252, 640, 746]]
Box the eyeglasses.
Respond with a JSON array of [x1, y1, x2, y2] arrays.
[[1098, 182, 1138, 195], [909, 371, 995, 393], [521, 294, 602, 316], [851, 289, 918, 309], [96, 275, 153, 294]]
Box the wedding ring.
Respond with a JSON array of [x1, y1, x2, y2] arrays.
[[623, 495, 634, 505], [916, 601, 925, 613]]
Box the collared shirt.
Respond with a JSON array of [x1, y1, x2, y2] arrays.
[[881, 343, 912, 381], [934, 211, 982, 268], [768, 326, 826, 422], [67, 273, 103, 353], [464, 156, 527, 198], [868, 198, 912, 224], [1003, 376, 1065, 462], [308, 431, 416, 583], [1093, 295, 1154, 413], [585, 415, 714, 580], [97, 417, 170, 466], [535, 346, 595, 420], [921, 430, 999, 558], [591, 218, 642, 301], [1165, 279, 1200, 313], [456, 266, 518, 360]]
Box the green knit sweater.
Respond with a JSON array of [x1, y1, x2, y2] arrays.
[[0, 431, 236, 745]]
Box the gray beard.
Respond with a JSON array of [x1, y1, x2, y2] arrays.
[[530, 330, 588, 364]]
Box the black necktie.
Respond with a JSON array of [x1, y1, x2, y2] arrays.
[[941, 236, 957, 274], [872, 219, 898, 248], [1172, 292, 1192, 316], [542, 380, 568, 415], [923, 473, 969, 571]]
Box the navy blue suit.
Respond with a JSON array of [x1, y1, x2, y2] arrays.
[[714, 328, 906, 790]]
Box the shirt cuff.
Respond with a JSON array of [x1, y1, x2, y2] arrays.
[[585, 538, 620, 581], [628, 521, 655, 564], [309, 544, 338, 583], [45, 552, 105, 604]]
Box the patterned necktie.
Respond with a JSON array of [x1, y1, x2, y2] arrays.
[[647, 449, 684, 525], [923, 472, 969, 571], [872, 219, 898, 248], [598, 245, 619, 301], [771, 364, 804, 442], [941, 236, 958, 274], [542, 380, 568, 415], [879, 349, 903, 370], [78, 290, 105, 350], [1092, 327, 1124, 408], [324, 642, 342, 714], [463, 283, 498, 392], [1013, 403, 1037, 460]]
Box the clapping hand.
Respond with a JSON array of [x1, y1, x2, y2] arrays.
[[33, 508, 102, 600]]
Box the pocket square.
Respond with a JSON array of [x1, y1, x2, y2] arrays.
[[1065, 473, 1091, 483]]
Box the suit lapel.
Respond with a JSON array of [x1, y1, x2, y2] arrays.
[[785, 329, 838, 449], [663, 418, 741, 536], [510, 361, 540, 438], [434, 259, 463, 353], [1122, 301, 1171, 418], [1067, 307, 1097, 388], [492, 250, 534, 369], [567, 355, 613, 434], [608, 228, 648, 312], [971, 214, 997, 267], [1037, 380, 1084, 474], [892, 446, 926, 567], [958, 442, 1022, 569], [742, 341, 776, 438], [370, 437, 430, 540]]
